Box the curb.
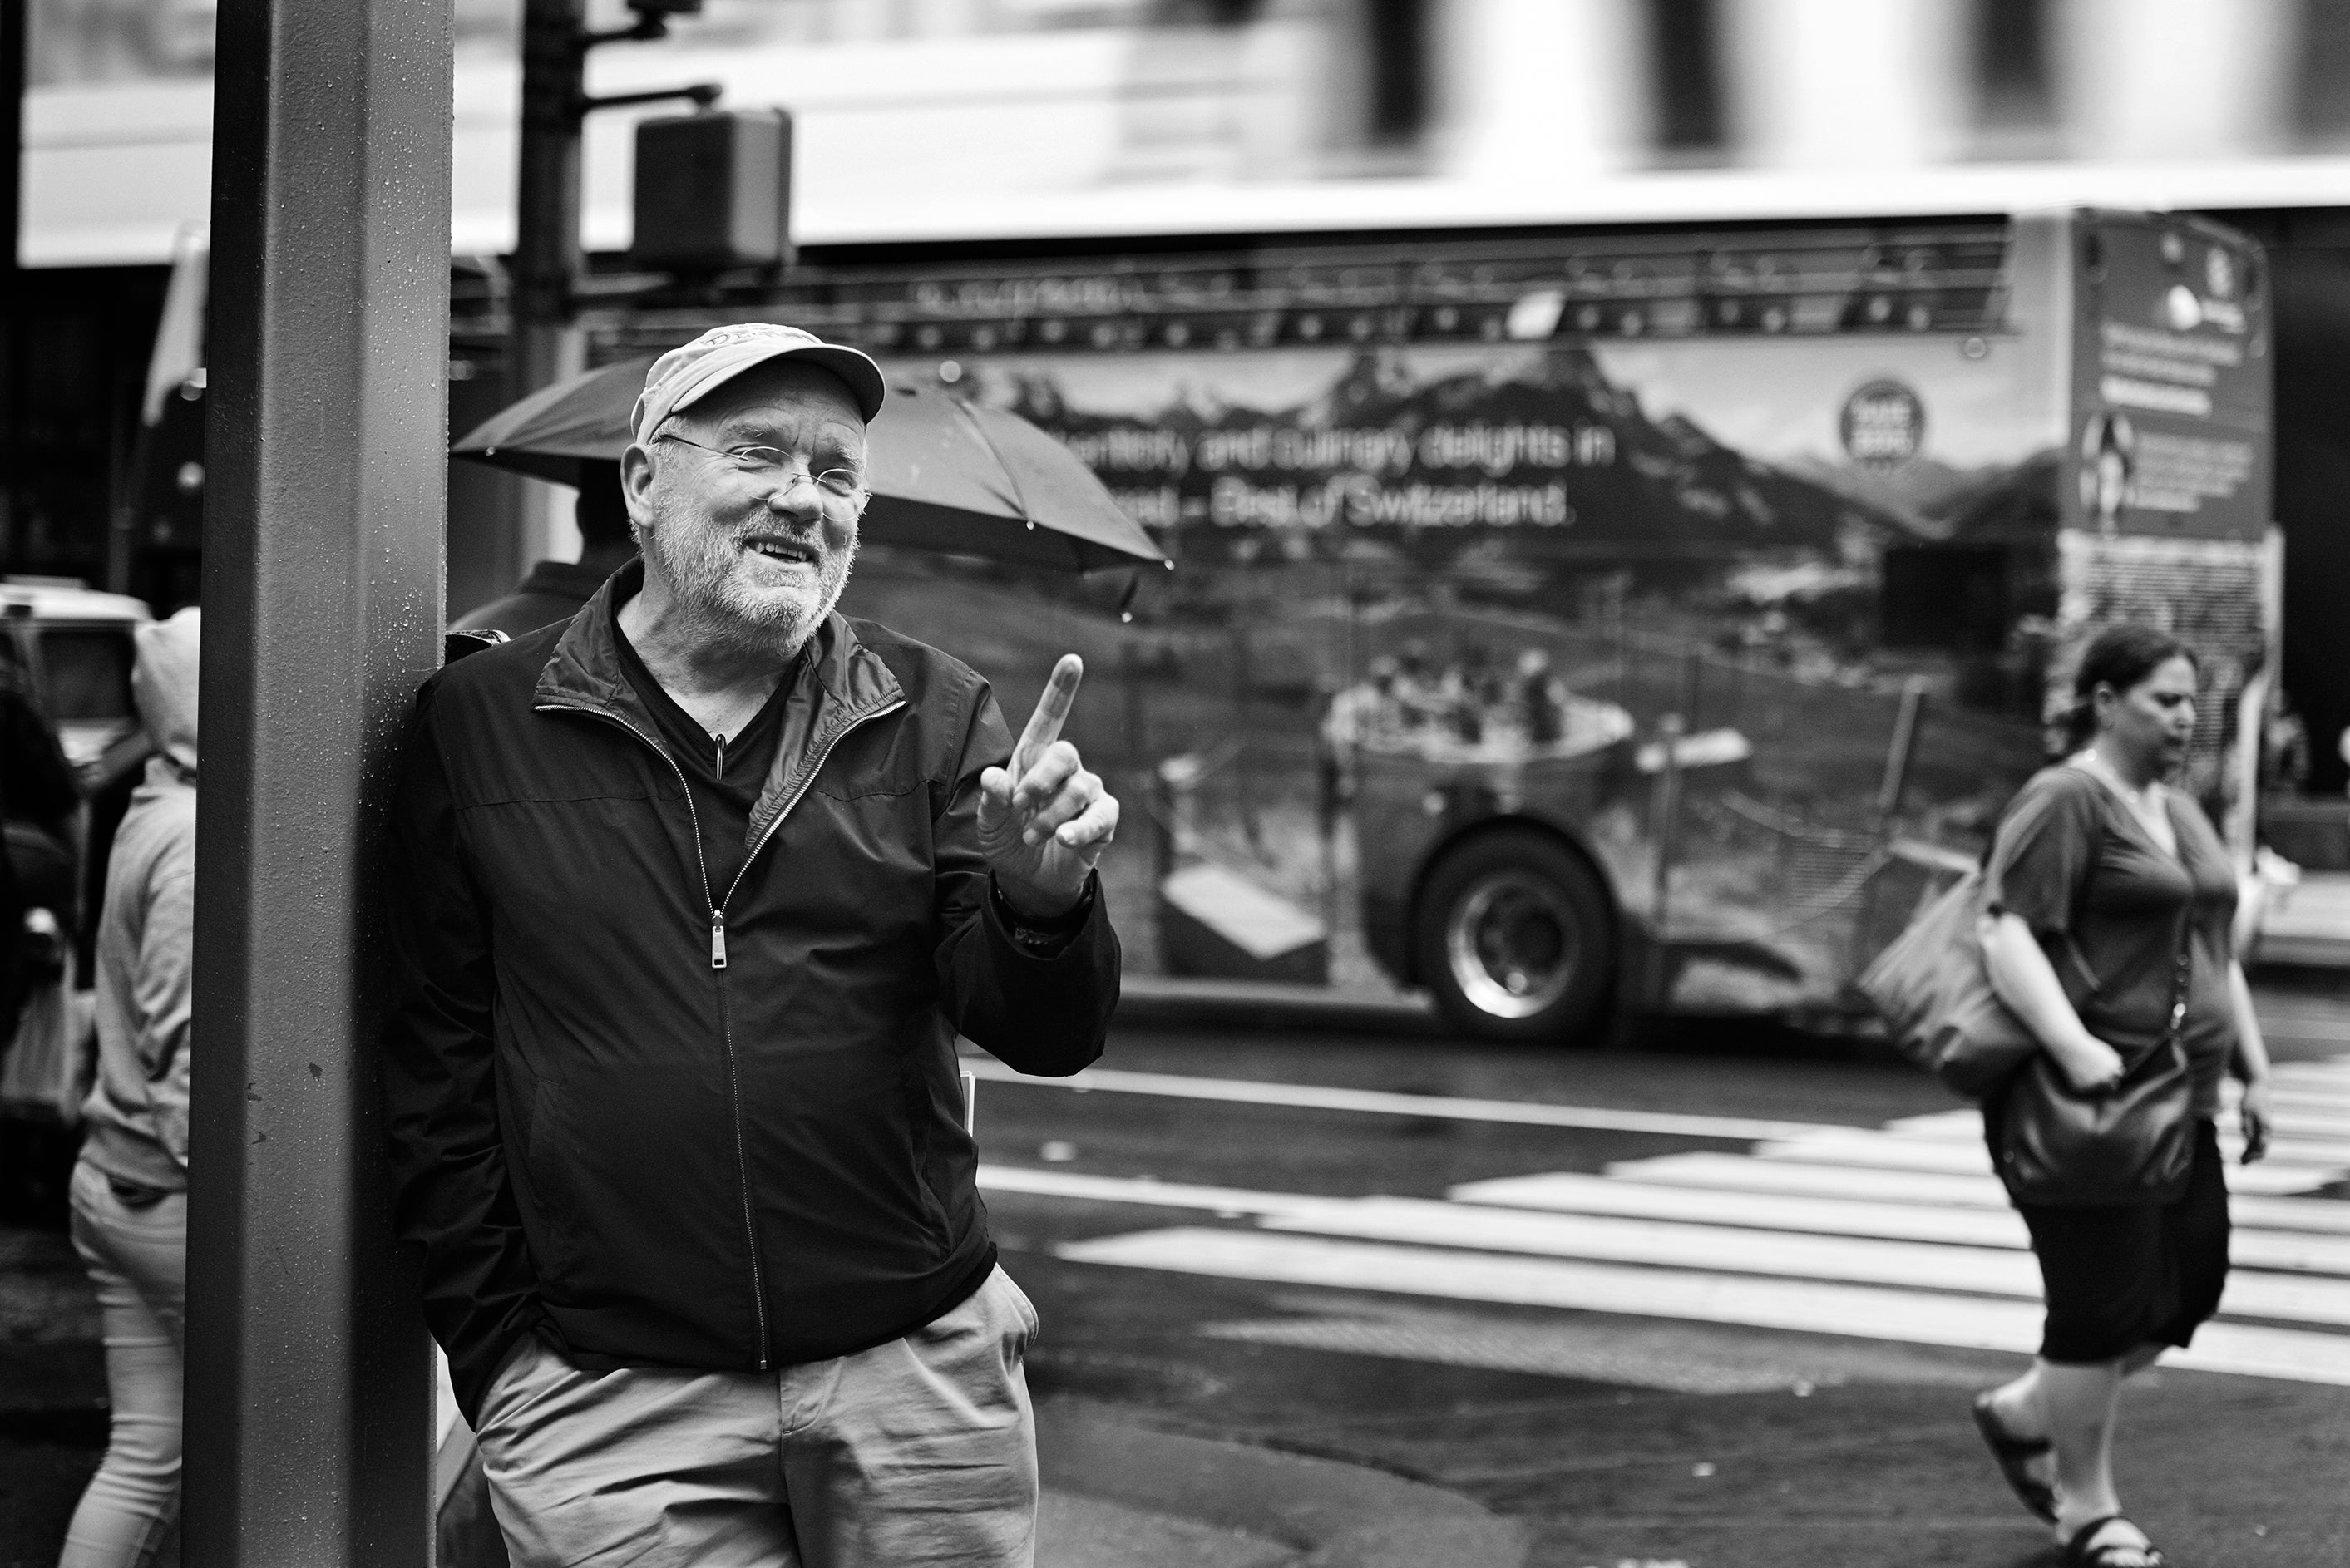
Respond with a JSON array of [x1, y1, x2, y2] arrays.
[[1036, 1399, 1529, 1568], [1114, 976, 1440, 1038]]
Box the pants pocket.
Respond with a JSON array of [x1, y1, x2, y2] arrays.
[[992, 1266, 1041, 1349], [472, 1337, 564, 1442]]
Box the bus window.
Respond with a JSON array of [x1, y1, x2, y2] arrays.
[[41, 629, 136, 722]]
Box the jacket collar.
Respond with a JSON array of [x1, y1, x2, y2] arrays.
[[533, 560, 906, 846]]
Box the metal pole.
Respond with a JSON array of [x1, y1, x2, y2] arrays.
[[514, 0, 586, 402], [1876, 676, 1930, 823], [0, 0, 22, 565], [185, 0, 452, 1561], [1646, 712, 1686, 1004], [509, 0, 589, 572]]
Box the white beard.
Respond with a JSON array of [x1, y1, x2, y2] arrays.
[[638, 504, 857, 661]]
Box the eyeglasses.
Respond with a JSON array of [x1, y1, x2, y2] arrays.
[[656, 432, 868, 510]]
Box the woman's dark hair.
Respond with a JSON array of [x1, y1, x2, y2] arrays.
[[2062, 623, 2198, 750]]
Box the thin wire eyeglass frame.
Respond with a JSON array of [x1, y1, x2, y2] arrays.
[[654, 431, 871, 515]]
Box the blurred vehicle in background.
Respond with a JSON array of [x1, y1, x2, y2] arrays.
[[639, 205, 2270, 1044]]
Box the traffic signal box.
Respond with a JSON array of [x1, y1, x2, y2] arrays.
[[631, 109, 793, 272]]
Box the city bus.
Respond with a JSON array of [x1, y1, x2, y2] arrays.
[[565, 206, 2274, 1042]]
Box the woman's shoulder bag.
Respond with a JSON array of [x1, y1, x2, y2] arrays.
[[1994, 919, 2195, 1206], [1856, 867, 2041, 1098]]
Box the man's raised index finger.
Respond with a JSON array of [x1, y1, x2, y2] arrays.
[[1018, 654, 1084, 757]]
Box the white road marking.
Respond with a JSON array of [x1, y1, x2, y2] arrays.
[[1249, 1196, 2350, 1326], [1893, 1104, 2350, 1143], [1056, 1228, 2350, 1387], [981, 1165, 1329, 1220], [1606, 1151, 2350, 1223], [988, 1162, 2350, 1275], [987, 1166, 2350, 1309], [1000, 1047, 2350, 1384], [1754, 1129, 2347, 1186], [1446, 1170, 2350, 1274], [961, 1059, 1849, 1142]]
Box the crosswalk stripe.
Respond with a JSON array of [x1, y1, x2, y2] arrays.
[[1251, 1197, 2350, 1326], [1892, 1106, 2350, 1142], [1754, 1131, 2348, 1187], [981, 1164, 1325, 1220], [1054, 1228, 2350, 1387], [1454, 1170, 2032, 1247], [1605, 1151, 2350, 1223], [2273, 1060, 2350, 1079], [1881, 1105, 2350, 1151], [986, 1165, 2350, 1319], [1446, 1170, 2350, 1274], [1844, 1114, 2348, 1172]]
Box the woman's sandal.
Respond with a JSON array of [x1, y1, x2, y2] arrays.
[[2066, 1516, 2170, 1566], [1970, 1392, 2057, 1523]]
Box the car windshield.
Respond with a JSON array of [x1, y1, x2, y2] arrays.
[[42, 629, 136, 722]]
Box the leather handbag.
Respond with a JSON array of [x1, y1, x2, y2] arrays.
[[1993, 933, 2196, 1206], [1857, 868, 2043, 1098]]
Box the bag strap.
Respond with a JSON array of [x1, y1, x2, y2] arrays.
[[2160, 906, 2194, 1048]]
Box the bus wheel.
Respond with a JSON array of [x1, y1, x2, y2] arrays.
[[1414, 830, 1614, 1043]]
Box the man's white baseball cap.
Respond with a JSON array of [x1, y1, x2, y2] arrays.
[[629, 323, 887, 443]]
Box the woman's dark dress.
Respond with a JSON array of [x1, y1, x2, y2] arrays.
[[1979, 762, 2239, 1363]]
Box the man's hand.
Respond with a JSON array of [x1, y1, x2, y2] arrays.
[[979, 654, 1118, 920]]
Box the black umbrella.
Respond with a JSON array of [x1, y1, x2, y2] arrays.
[[452, 359, 1168, 573]]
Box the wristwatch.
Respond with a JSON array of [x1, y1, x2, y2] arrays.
[[991, 875, 1096, 953]]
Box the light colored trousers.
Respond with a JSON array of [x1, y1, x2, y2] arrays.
[[58, 1158, 185, 1568], [474, 1264, 1041, 1568]]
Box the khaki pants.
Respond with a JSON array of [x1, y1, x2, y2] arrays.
[[473, 1265, 1040, 1568]]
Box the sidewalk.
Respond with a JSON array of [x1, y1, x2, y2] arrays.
[[0, 1212, 1521, 1568], [1038, 1399, 1528, 1568]]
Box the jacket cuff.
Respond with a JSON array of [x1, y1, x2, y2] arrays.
[[987, 872, 1098, 958]]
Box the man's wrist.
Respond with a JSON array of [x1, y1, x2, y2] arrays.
[[991, 875, 1093, 936]]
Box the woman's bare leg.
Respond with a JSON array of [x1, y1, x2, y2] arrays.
[[1982, 1362, 2051, 1492], [2039, 1358, 2156, 1551]]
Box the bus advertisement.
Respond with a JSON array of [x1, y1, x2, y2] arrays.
[[742, 209, 2276, 1041]]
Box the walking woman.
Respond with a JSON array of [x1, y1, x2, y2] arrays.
[[58, 609, 199, 1568], [1970, 624, 2273, 1567]]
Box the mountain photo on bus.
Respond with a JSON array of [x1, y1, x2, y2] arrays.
[[836, 213, 2275, 1042]]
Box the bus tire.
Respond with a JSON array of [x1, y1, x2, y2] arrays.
[[1414, 829, 1615, 1044]]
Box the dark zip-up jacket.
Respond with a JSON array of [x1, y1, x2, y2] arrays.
[[383, 569, 1118, 1421]]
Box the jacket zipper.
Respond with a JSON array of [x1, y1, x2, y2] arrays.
[[710, 731, 730, 964], [536, 700, 772, 1368], [716, 698, 906, 916]]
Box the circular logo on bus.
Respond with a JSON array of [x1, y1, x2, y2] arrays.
[[1839, 378, 1927, 472]]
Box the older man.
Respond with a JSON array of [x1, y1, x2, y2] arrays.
[[383, 324, 1120, 1568]]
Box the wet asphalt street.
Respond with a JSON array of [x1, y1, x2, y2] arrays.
[[7, 988, 2350, 1566], [983, 987, 2350, 1567]]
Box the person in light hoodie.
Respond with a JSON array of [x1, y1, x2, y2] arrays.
[[57, 609, 199, 1568]]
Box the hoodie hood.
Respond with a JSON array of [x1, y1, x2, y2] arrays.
[[132, 608, 200, 777]]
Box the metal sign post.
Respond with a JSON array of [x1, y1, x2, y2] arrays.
[[184, 0, 453, 1562], [508, 0, 716, 571]]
